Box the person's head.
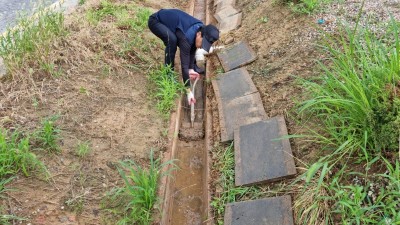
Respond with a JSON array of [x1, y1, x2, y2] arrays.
[[195, 24, 219, 52]]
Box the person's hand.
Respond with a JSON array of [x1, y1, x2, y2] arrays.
[[189, 69, 200, 80], [187, 89, 196, 105]]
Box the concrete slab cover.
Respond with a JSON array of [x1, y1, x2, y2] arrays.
[[214, 0, 236, 6], [216, 92, 267, 142], [215, 0, 237, 11], [224, 195, 294, 225], [214, 5, 239, 23], [218, 12, 242, 34], [217, 40, 256, 72], [234, 116, 296, 186], [213, 68, 257, 101]]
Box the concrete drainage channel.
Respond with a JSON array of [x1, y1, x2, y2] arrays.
[[160, 0, 213, 224]]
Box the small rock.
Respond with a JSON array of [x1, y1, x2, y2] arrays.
[[224, 36, 234, 45]]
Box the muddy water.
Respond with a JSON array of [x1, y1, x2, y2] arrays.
[[169, 0, 208, 223], [170, 140, 206, 225], [171, 78, 206, 224]]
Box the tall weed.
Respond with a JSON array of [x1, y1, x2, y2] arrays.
[[298, 20, 400, 157], [104, 150, 176, 225], [0, 7, 65, 69], [147, 65, 185, 117], [0, 129, 47, 178]]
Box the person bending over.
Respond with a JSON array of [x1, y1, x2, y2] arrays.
[[148, 8, 219, 105]]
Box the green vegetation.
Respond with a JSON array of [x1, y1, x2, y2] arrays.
[[104, 150, 177, 225], [34, 116, 61, 153], [294, 18, 400, 224], [288, 0, 331, 14], [86, 0, 125, 24], [147, 65, 185, 117], [75, 141, 91, 158], [211, 144, 264, 225], [0, 129, 47, 178], [0, 7, 66, 71], [86, 0, 150, 30]]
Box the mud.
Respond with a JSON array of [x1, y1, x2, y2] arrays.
[[179, 122, 205, 141]]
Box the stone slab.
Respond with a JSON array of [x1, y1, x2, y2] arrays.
[[214, 0, 236, 6], [216, 0, 237, 12], [219, 12, 242, 34], [234, 116, 296, 186], [214, 91, 267, 142], [214, 5, 239, 24], [224, 195, 294, 225], [217, 40, 256, 71], [213, 68, 257, 101]]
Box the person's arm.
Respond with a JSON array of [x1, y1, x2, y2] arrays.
[[176, 30, 192, 87]]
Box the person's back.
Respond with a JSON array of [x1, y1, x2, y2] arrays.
[[155, 9, 202, 35]]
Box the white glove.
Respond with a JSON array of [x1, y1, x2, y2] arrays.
[[187, 89, 196, 105], [188, 69, 200, 80]]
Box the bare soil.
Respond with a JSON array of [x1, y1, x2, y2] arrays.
[[0, 0, 328, 224]]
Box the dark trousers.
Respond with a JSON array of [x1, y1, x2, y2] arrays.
[[148, 15, 177, 70]]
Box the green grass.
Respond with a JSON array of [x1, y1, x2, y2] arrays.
[[288, 0, 331, 14], [147, 65, 185, 118], [293, 17, 400, 225], [298, 19, 400, 159], [0, 7, 66, 70], [34, 116, 61, 153], [86, 0, 124, 24], [75, 141, 91, 158], [211, 143, 263, 225], [0, 129, 47, 178], [103, 150, 177, 225]]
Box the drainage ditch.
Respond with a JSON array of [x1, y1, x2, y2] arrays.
[[161, 0, 212, 224]]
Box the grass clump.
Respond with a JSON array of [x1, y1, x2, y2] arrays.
[[0, 7, 66, 70], [287, 0, 331, 14], [33, 116, 61, 153], [87, 0, 125, 24], [103, 150, 176, 225], [0, 129, 47, 178], [211, 143, 263, 225], [299, 19, 400, 157], [75, 141, 91, 158], [147, 65, 185, 117], [294, 18, 400, 224]]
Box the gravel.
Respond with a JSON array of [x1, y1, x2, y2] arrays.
[[315, 0, 400, 34]]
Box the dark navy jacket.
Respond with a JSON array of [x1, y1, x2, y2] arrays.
[[155, 9, 203, 46]]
